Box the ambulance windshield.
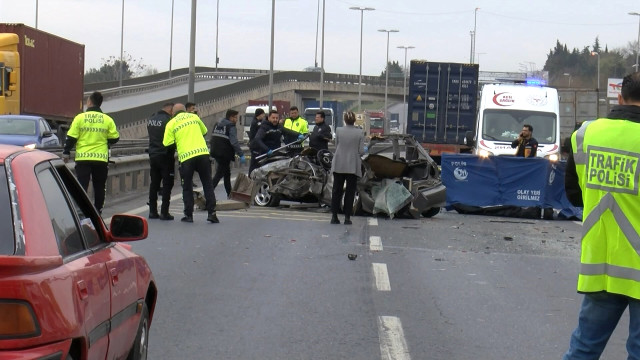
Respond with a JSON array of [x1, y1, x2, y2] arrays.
[[481, 109, 557, 143]]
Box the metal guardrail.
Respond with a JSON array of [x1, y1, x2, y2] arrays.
[[83, 66, 270, 93], [108, 70, 404, 129], [86, 71, 265, 100]]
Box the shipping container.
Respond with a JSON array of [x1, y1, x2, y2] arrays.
[[0, 24, 84, 123], [248, 99, 290, 118], [407, 61, 479, 158]]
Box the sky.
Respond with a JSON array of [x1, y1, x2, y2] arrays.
[[0, 0, 639, 77]]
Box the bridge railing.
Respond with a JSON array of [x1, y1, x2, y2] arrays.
[[107, 70, 404, 128]]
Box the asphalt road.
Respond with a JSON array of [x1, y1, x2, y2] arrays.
[[102, 181, 630, 360]]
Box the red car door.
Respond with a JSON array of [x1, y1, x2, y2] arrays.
[[36, 166, 112, 359], [105, 246, 139, 358]]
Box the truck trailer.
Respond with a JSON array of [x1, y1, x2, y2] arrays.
[[0, 24, 84, 127], [406, 61, 479, 161]]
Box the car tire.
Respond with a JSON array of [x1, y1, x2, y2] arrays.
[[254, 181, 280, 207], [421, 207, 441, 218], [127, 303, 149, 360]]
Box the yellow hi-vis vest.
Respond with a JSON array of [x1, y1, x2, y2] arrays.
[[163, 112, 209, 162], [67, 111, 119, 162], [283, 116, 308, 134], [571, 118, 640, 299]]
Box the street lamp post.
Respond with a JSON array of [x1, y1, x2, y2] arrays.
[[397, 45, 414, 132], [268, 0, 275, 108], [319, 0, 325, 108], [349, 6, 375, 113], [215, 0, 220, 70], [169, 0, 174, 78], [379, 29, 399, 134], [188, 0, 197, 102], [630, 12, 640, 72], [35, 0, 38, 29], [119, 0, 125, 89], [591, 51, 600, 117]]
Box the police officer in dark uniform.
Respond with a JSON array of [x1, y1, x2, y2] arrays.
[[309, 111, 332, 151], [210, 109, 245, 198], [248, 108, 266, 143], [147, 102, 175, 220], [250, 110, 283, 173]]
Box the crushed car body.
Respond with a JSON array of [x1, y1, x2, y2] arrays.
[[249, 134, 446, 218]]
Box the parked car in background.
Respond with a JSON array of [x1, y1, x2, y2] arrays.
[[0, 145, 157, 360], [0, 115, 60, 149]]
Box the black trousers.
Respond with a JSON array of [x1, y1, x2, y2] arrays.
[[212, 157, 232, 197], [248, 150, 261, 176], [331, 172, 358, 217], [180, 155, 216, 216], [149, 155, 175, 214], [75, 160, 109, 213]]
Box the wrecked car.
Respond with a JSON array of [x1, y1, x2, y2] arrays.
[[249, 134, 446, 218]]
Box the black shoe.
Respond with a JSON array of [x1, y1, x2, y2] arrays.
[[181, 216, 193, 223], [207, 213, 220, 223], [159, 213, 174, 221], [148, 212, 160, 219], [330, 215, 340, 224], [344, 218, 352, 225]]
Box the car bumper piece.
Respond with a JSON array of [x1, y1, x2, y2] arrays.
[[0, 338, 72, 360]]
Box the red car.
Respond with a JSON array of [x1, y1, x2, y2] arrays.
[[0, 145, 157, 360]]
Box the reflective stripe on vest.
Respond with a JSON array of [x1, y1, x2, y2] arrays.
[[572, 119, 640, 298]]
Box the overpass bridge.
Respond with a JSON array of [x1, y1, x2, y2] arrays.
[[85, 67, 404, 140]]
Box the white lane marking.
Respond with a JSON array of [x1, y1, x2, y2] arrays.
[[368, 218, 379, 226], [372, 263, 391, 291], [370, 236, 383, 251], [378, 316, 411, 360]]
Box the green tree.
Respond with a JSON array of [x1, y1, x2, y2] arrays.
[[380, 61, 404, 79], [84, 52, 157, 84]]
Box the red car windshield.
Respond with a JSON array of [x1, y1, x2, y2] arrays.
[[0, 166, 14, 254]]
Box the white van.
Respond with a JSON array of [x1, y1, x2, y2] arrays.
[[243, 105, 275, 141], [469, 83, 561, 161]]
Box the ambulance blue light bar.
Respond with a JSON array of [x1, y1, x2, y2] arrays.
[[526, 78, 546, 86]]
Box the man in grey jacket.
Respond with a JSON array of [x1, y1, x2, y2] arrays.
[[330, 111, 366, 225], [210, 109, 246, 197]]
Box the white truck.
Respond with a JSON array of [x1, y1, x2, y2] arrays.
[[242, 105, 275, 141], [467, 82, 561, 161]]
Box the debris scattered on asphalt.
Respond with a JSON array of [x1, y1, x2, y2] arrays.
[[504, 236, 513, 241], [264, 234, 272, 237], [348, 254, 357, 260]]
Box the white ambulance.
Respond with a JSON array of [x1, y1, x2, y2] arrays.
[[468, 82, 561, 161]]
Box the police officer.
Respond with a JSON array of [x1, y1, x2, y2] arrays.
[[147, 102, 175, 220], [163, 103, 219, 223], [281, 106, 307, 153], [309, 111, 332, 151], [250, 110, 282, 174], [248, 108, 266, 143], [62, 91, 119, 214], [210, 109, 245, 198], [563, 72, 640, 359]]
